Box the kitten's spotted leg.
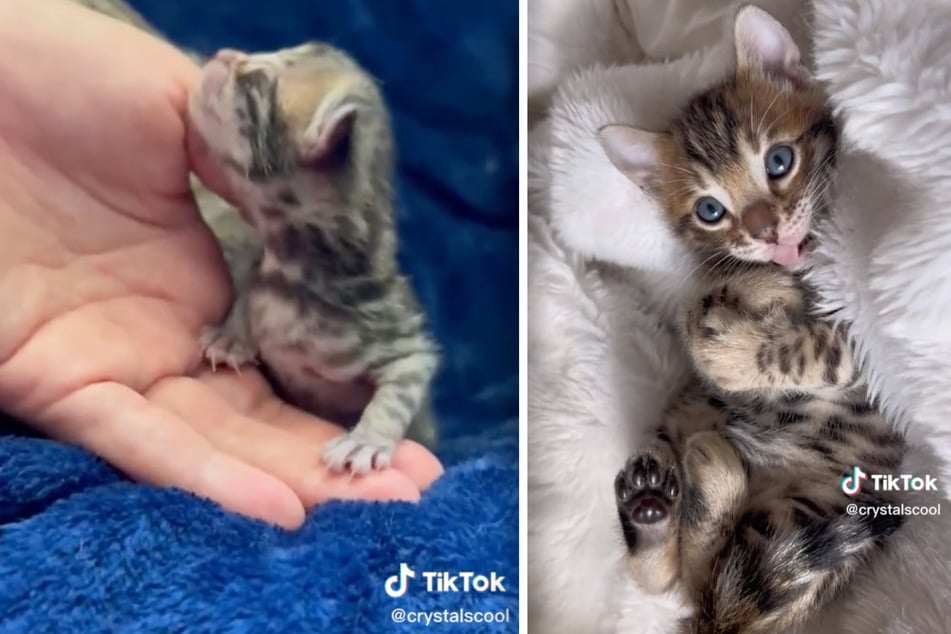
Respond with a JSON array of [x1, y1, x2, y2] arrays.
[[686, 286, 858, 394], [322, 348, 438, 473], [616, 393, 739, 594], [615, 437, 683, 593], [751, 317, 858, 391], [675, 431, 746, 581], [616, 433, 745, 595]]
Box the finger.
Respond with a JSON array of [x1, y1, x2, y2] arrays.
[[36, 380, 305, 529], [388, 440, 444, 493], [197, 369, 444, 492], [193, 367, 273, 411], [187, 117, 241, 207], [148, 375, 426, 507]]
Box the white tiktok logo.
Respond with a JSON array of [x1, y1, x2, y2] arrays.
[[385, 563, 416, 598], [384, 562, 507, 598], [841, 466, 868, 496], [841, 466, 938, 497]]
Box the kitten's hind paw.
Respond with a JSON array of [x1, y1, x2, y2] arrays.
[[615, 452, 680, 526], [615, 446, 683, 592], [199, 325, 258, 372], [322, 432, 396, 474]]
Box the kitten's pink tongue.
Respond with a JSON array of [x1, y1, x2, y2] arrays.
[[771, 243, 804, 267]]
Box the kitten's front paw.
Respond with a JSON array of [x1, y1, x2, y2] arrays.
[[692, 329, 763, 391], [322, 432, 396, 474], [686, 287, 768, 391], [199, 325, 258, 372], [686, 286, 743, 340], [615, 452, 680, 526]]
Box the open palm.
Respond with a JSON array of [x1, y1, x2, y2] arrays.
[[0, 0, 441, 528]]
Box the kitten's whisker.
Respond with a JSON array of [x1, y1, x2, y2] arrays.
[[659, 163, 698, 178], [749, 97, 755, 138], [762, 105, 797, 138], [756, 91, 783, 140], [668, 251, 729, 297], [710, 253, 738, 281], [668, 187, 701, 198]]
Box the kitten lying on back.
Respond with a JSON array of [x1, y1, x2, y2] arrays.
[[188, 44, 440, 474], [599, 6, 904, 633]]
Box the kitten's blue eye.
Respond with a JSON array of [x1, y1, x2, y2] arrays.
[[765, 145, 795, 178], [695, 197, 727, 223]]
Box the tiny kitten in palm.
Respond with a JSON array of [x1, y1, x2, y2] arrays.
[[599, 6, 905, 634], [188, 43, 439, 474]]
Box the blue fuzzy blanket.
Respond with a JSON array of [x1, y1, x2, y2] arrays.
[[0, 1, 518, 631]]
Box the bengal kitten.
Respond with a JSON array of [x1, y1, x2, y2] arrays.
[[599, 6, 905, 633], [188, 44, 439, 473]]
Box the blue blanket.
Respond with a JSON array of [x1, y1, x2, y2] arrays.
[[0, 1, 518, 631]]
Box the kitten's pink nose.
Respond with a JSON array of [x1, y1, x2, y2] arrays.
[[201, 57, 232, 96], [214, 48, 245, 65], [743, 201, 779, 243]]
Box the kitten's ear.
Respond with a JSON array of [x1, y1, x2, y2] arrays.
[[302, 96, 359, 162], [598, 125, 663, 190], [733, 5, 804, 84]]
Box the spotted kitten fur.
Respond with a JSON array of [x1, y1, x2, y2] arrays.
[[599, 7, 905, 634], [187, 44, 439, 473]]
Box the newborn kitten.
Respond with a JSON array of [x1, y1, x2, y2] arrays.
[[600, 6, 904, 633], [73, 0, 439, 473], [188, 43, 439, 473]]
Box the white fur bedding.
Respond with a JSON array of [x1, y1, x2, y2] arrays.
[[527, 1, 951, 632]]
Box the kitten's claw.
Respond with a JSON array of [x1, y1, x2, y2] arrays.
[[322, 433, 396, 474], [199, 326, 258, 372]]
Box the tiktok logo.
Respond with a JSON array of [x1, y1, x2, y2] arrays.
[[841, 466, 868, 496], [385, 563, 416, 598], [384, 562, 508, 599]]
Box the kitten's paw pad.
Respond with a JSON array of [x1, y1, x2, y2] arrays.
[[322, 433, 396, 474], [615, 453, 680, 525], [199, 326, 258, 372]]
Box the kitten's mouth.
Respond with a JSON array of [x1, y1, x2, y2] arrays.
[[770, 236, 815, 268], [800, 235, 817, 254]]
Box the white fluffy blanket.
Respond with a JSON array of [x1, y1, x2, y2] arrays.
[[528, 0, 951, 632]]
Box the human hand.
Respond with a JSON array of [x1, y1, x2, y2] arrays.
[[0, 0, 442, 529]]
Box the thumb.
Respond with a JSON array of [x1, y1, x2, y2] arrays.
[[186, 116, 243, 208]]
